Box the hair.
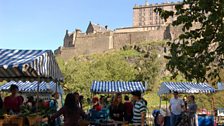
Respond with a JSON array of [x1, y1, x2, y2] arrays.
[[79, 95, 84, 102], [112, 93, 122, 106], [64, 93, 78, 115], [9, 84, 18, 91], [173, 91, 178, 94], [100, 95, 105, 100], [92, 97, 99, 104], [124, 95, 129, 101], [73, 92, 79, 96], [190, 95, 195, 101], [131, 91, 142, 99]]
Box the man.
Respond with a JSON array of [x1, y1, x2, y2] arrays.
[[3, 84, 23, 114], [132, 91, 147, 126], [169, 91, 184, 126]]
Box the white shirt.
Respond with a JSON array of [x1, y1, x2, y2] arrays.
[[170, 98, 184, 115]]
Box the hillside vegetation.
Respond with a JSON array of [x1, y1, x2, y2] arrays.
[[56, 41, 224, 111]]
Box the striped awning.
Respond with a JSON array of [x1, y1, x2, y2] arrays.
[[90, 81, 145, 94], [0, 49, 63, 82], [0, 81, 64, 94], [158, 82, 216, 95]]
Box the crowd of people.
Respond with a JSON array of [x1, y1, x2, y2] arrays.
[[0, 84, 199, 126], [41, 91, 148, 126]]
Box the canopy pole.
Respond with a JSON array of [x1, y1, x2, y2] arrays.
[[36, 78, 40, 112], [159, 95, 162, 109], [56, 81, 58, 93], [166, 94, 168, 111]]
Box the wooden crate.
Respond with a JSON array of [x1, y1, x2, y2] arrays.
[[3, 116, 24, 126], [27, 115, 40, 126]]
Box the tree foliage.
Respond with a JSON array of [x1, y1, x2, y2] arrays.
[[155, 0, 224, 83], [57, 47, 163, 98]]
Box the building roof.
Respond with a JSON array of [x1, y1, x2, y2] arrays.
[[90, 22, 109, 33]]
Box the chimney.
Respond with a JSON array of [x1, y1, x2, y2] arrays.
[[105, 25, 108, 29], [65, 29, 69, 36]]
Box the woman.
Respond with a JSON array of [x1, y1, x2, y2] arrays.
[[187, 95, 197, 126], [3, 84, 23, 114], [92, 97, 102, 111], [109, 93, 124, 121], [49, 93, 86, 126]]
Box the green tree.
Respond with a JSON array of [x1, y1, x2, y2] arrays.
[[135, 51, 161, 90], [155, 0, 224, 83]]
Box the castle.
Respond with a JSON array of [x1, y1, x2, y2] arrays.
[[55, 1, 182, 60]]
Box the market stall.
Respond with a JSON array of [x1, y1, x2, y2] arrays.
[[158, 82, 216, 126], [90, 81, 146, 125], [0, 48, 64, 126]]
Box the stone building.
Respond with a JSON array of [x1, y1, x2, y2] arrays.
[[55, 2, 184, 60], [133, 1, 182, 27]]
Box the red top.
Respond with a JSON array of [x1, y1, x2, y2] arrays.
[[93, 103, 102, 111], [124, 101, 133, 116], [4, 95, 23, 113]]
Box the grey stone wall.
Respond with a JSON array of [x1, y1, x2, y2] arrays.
[[57, 25, 182, 60]]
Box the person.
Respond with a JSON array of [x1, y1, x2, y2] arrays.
[[79, 95, 84, 110], [131, 91, 147, 126], [48, 93, 86, 126], [100, 95, 106, 108], [49, 92, 61, 126], [92, 97, 102, 111], [0, 94, 3, 115], [109, 93, 124, 121], [169, 91, 184, 126], [187, 95, 197, 126], [25, 96, 36, 112], [74, 92, 81, 108], [123, 95, 133, 123], [183, 96, 188, 111], [3, 84, 23, 114]]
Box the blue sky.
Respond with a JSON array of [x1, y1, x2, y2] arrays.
[[0, 0, 179, 51]]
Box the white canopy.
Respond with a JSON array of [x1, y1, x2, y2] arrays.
[[158, 82, 216, 95]]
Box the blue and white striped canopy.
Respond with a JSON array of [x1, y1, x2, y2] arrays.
[[91, 81, 145, 94], [158, 82, 216, 95], [0, 81, 64, 94], [0, 49, 63, 82]]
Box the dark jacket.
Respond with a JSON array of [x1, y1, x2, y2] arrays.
[[51, 106, 85, 126], [109, 103, 124, 121]]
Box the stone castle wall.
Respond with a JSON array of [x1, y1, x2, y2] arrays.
[[74, 32, 113, 55], [56, 25, 180, 60]]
